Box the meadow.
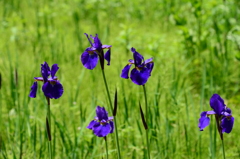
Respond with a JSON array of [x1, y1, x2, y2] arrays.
[[0, 0, 240, 158]]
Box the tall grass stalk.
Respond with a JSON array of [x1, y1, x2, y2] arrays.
[[143, 85, 150, 159], [101, 69, 121, 159]]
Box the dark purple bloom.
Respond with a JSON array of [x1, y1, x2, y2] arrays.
[[87, 106, 114, 137], [29, 62, 64, 99], [81, 33, 111, 70], [198, 94, 234, 135], [121, 47, 154, 85]]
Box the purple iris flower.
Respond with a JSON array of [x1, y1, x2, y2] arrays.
[[198, 94, 234, 135], [81, 33, 111, 70], [29, 62, 64, 99], [87, 106, 114, 137], [121, 47, 154, 85]]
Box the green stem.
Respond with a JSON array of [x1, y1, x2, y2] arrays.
[[46, 97, 52, 159], [222, 138, 226, 159], [104, 137, 109, 159], [143, 85, 150, 159], [101, 69, 121, 159]]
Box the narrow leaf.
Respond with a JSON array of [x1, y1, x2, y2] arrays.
[[113, 89, 118, 116], [46, 117, 51, 141], [139, 102, 148, 130]]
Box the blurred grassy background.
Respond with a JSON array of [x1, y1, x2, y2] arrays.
[[1, 0, 240, 158]]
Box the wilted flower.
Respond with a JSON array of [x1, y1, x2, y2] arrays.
[[121, 47, 154, 85], [198, 94, 234, 135], [81, 33, 111, 70], [87, 106, 114, 137], [29, 62, 64, 99]]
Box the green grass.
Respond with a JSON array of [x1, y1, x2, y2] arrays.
[[1, 0, 240, 158]]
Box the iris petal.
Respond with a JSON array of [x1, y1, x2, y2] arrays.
[[51, 64, 59, 79], [104, 49, 111, 65], [121, 64, 132, 79], [29, 82, 38, 98], [92, 34, 102, 51], [87, 120, 98, 130], [210, 94, 225, 115], [96, 106, 108, 121], [42, 81, 64, 99], [221, 116, 234, 133], [92, 122, 111, 137], [81, 51, 98, 70], [131, 47, 143, 66], [109, 121, 114, 133], [130, 67, 150, 85], [198, 111, 210, 131], [41, 62, 51, 82]]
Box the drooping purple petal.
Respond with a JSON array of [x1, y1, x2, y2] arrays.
[[104, 49, 111, 65], [109, 121, 114, 133], [87, 120, 98, 130], [29, 81, 38, 98], [81, 51, 98, 70], [146, 62, 154, 76], [198, 111, 210, 131], [51, 64, 59, 79], [41, 62, 51, 82], [92, 122, 111, 137], [121, 64, 132, 79], [131, 47, 143, 66], [221, 116, 234, 133], [96, 106, 108, 121], [42, 81, 64, 99], [210, 94, 225, 115], [130, 67, 150, 85]]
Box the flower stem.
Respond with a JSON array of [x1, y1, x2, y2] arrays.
[[222, 138, 226, 159], [46, 97, 52, 159], [104, 137, 109, 159], [143, 85, 150, 159], [101, 69, 121, 159]]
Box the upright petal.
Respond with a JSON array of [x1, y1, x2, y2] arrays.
[[41, 62, 51, 82], [109, 121, 114, 133], [84, 33, 93, 46], [131, 47, 143, 66], [102, 45, 112, 49], [221, 116, 234, 133], [87, 120, 98, 130], [96, 106, 108, 121], [92, 122, 111, 137], [92, 34, 102, 52], [198, 111, 210, 131], [130, 67, 150, 85], [210, 94, 225, 115], [29, 82, 38, 98], [42, 81, 64, 99], [51, 64, 59, 79], [81, 51, 98, 70], [121, 64, 132, 79], [104, 49, 111, 65]]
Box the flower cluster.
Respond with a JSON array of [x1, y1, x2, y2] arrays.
[[198, 94, 234, 134], [29, 62, 64, 99], [87, 106, 114, 137], [121, 47, 154, 85], [81, 33, 111, 70]]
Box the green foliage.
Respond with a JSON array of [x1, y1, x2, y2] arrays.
[[0, 0, 240, 158]]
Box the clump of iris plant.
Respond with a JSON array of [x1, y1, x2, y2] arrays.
[[29, 62, 63, 159], [29, 62, 64, 99], [198, 94, 234, 137], [87, 106, 114, 137], [80, 33, 111, 70], [121, 47, 154, 85], [121, 47, 154, 159], [198, 94, 234, 159]]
